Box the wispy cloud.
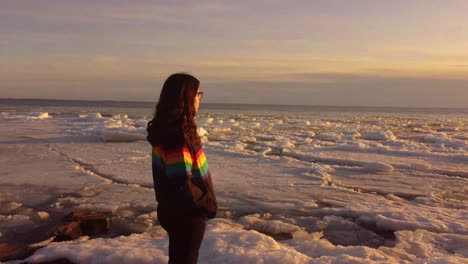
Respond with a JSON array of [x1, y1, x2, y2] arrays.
[[1, 0, 468, 107]]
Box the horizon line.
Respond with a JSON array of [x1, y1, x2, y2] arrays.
[[0, 97, 467, 111]]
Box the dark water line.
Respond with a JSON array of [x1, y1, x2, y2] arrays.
[[1, 98, 467, 115]]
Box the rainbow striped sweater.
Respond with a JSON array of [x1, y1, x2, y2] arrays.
[[151, 142, 217, 218]]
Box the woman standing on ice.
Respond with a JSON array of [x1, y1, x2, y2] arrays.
[[147, 73, 218, 264]]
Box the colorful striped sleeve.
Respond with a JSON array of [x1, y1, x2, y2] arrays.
[[164, 147, 193, 179], [192, 148, 209, 179], [152, 145, 165, 169]]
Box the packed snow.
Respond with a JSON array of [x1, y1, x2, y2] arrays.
[[0, 105, 467, 263]]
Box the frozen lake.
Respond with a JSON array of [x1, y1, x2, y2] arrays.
[[1, 101, 467, 263]]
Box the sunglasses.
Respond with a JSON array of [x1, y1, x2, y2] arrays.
[[197, 91, 204, 100]]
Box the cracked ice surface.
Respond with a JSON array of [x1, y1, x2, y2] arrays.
[[0, 107, 467, 263]]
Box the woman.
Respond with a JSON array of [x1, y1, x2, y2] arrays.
[[147, 73, 217, 264]]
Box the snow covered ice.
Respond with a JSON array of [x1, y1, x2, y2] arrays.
[[0, 104, 467, 263]]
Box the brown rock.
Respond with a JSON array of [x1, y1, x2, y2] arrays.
[[71, 210, 109, 236], [0, 243, 38, 262], [53, 210, 109, 242], [54, 221, 82, 241], [26, 258, 76, 264]]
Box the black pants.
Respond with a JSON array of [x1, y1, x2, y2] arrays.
[[158, 209, 206, 264]]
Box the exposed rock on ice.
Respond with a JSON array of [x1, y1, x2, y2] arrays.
[[54, 210, 109, 242], [0, 243, 40, 262]]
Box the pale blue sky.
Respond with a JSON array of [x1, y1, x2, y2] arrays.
[[1, 0, 467, 107]]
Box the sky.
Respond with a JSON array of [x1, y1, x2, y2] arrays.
[[1, 0, 468, 108]]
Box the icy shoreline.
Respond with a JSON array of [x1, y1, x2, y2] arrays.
[[1, 110, 467, 263]]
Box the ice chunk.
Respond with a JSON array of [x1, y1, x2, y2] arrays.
[[356, 141, 368, 149], [385, 194, 407, 202], [363, 162, 394, 173], [81, 113, 103, 120], [101, 131, 146, 142], [78, 187, 98, 197], [134, 119, 148, 127], [18, 207, 35, 216], [321, 121, 332, 127], [5, 202, 22, 211], [362, 131, 396, 141], [136, 213, 155, 226], [277, 140, 295, 149], [410, 163, 431, 171], [232, 143, 245, 152], [197, 127, 208, 137], [116, 210, 135, 218], [37, 211, 50, 221], [438, 127, 459, 132], [251, 122, 261, 129], [239, 213, 302, 236], [343, 131, 361, 140], [261, 147, 273, 156], [315, 133, 341, 142], [112, 114, 128, 119], [4, 214, 33, 228], [29, 112, 51, 119]]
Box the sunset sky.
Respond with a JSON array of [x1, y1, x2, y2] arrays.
[[1, 0, 468, 107]]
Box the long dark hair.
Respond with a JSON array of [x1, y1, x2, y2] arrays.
[[147, 73, 201, 149]]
